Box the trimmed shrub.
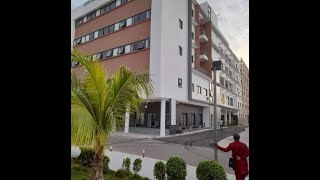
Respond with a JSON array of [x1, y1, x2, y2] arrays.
[[103, 156, 110, 173], [154, 161, 166, 180], [122, 157, 131, 171], [133, 158, 142, 174], [196, 160, 227, 180], [76, 147, 95, 167], [166, 157, 187, 180], [115, 169, 132, 178]]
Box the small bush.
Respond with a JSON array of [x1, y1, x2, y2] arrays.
[[122, 157, 131, 171], [196, 160, 227, 180], [166, 157, 187, 180], [115, 169, 132, 178], [133, 158, 142, 174], [76, 147, 95, 167], [103, 156, 110, 173], [154, 161, 166, 180]]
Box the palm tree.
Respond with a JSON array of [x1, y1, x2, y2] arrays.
[[71, 50, 153, 180]]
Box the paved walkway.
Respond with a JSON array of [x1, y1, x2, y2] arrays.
[[105, 150, 240, 180]]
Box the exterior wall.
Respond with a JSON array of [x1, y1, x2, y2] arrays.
[[150, 0, 189, 102], [176, 103, 203, 128], [192, 70, 210, 102], [239, 59, 249, 124]]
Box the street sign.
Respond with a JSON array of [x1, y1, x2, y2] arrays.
[[212, 61, 222, 70]]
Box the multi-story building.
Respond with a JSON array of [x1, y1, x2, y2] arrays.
[[71, 0, 246, 136], [239, 58, 249, 124]]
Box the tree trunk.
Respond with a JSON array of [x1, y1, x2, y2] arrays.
[[91, 145, 104, 180]]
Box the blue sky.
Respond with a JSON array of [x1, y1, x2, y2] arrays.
[[72, 0, 249, 67]]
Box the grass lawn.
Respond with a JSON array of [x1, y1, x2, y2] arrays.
[[71, 163, 148, 180]]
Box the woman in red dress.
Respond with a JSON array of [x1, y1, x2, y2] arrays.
[[213, 133, 249, 180]]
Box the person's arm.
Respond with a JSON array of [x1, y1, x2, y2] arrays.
[[213, 143, 232, 152]]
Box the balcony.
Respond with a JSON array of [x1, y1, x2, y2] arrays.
[[200, 52, 208, 62], [192, 16, 198, 26], [200, 32, 208, 43]]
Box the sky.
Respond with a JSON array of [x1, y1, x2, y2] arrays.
[[71, 0, 249, 68]]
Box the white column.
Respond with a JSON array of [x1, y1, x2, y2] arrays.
[[224, 110, 227, 126], [170, 99, 176, 125], [124, 110, 129, 133], [228, 111, 232, 126], [160, 99, 166, 137]]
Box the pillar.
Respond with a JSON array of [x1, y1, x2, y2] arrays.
[[224, 110, 227, 126], [169, 98, 176, 135], [160, 99, 166, 137], [124, 110, 129, 133]]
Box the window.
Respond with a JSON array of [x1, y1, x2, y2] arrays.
[[146, 10, 151, 18], [199, 114, 203, 126], [109, 24, 115, 33], [203, 88, 208, 96], [76, 18, 83, 26], [103, 50, 113, 58], [178, 78, 182, 88], [191, 55, 194, 63], [225, 80, 229, 88], [192, 10, 194, 17], [192, 83, 194, 92], [95, 53, 102, 60], [85, 35, 89, 42], [122, 0, 128, 3], [89, 33, 95, 40], [114, 23, 120, 31], [192, 114, 196, 125], [139, 12, 147, 22], [208, 6, 211, 18], [132, 40, 145, 51], [105, 4, 111, 12], [81, 36, 85, 43], [126, 18, 132, 26], [220, 94, 225, 104], [117, 46, 125, 55], [192, 32, 194, 40], [87, 12, 96, 21], [183, 113, 188, 126], [75, 38, 81, 45], [116, 0, 121, 6], [118, 20, 126, 29], [179, 19, 183, 29], [197, 86, 201, 94], [145, 39, 150, 48], [103, 26, 109, 35], [179, 46, 182, 56], [100, 6, 106, 14], [133, 14, 139, 24], [110, 1, 116, 9], [220, 76, 224, 86], [230, 98, 233, 106], [125, 44, 131, 53], [98, 29, 104, 37], [229, 70, 232, 76]]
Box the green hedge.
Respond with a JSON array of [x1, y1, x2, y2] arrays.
[[196, 160, 227, 180], [133, 158, 142, 174], [76, 147, 95, 167], [154, 161, 166, 180], [166, 157, 187, 180]]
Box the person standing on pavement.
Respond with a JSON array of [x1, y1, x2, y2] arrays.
[[219, 120, 223, 130], [212, 133, 249, 180]]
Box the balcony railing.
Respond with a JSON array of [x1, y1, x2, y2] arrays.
[[200, 31, 208, 43]]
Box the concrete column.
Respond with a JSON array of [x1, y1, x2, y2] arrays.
[[203, 106, 210, 128], [228, 111, 232, 126], [171, 99, 176, 126], [160, 99, 166, 137], [224, 110, 227, 126], [124, 110, 130, 133]]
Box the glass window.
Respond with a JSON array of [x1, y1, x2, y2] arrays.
[[179, 19, 183, 29], [105, 4, 111, 12], [197, 86, 201, 94], [179, 46, 182, 56], [125, 44, 131, 53], [81, 36, 85, 43], [110, 2, 116, 9], [146, 10, 151, 19], [192, 83, 194, 92], [98, 29, 104, 37], [103, 26, 109, 34], [116, 0, 121, 7], [89, 33, 95, 40], [100, 6, 106, 14], [118, 46, 125, 55], [122, 0, 128, 3], [94, 31, 99, 38], [132, 41, 145, 51], [133, 14, 139, 24], [140, 12, 147, 22], [109, 24, 115, 33], [103, 50, 113, 58], [178, 78, 182, 88], [203, 88, 207, 96], [126, 17, 132, 26], [114, 23, 120, 31], [95, 53, 102, 60], [119, 20, 126, 29], [85, 35, 89, 42]]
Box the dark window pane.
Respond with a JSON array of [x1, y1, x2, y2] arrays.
[[119, 20, 126, 29], [76, 38, 81, 45], [103, 27, 109, 34], [133, 15, 139, 24], [76, 18, 83, 26], [139, 12, 146, 22], [106, 50, 113, 57], [110, 2, 116, 9], [95, 53, 102, 59], [98, 29, 104, 37], [122, 0, 128, 3], [105, 4, 111, 12], [118, 46, 125, 55], [137, 41, 145, 50], [100, 6, 106, 14], [179, 19, 183, 29], [109, 24, 115, 33], [192, 55, 194, 63], [89, 33, 95, 40]]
